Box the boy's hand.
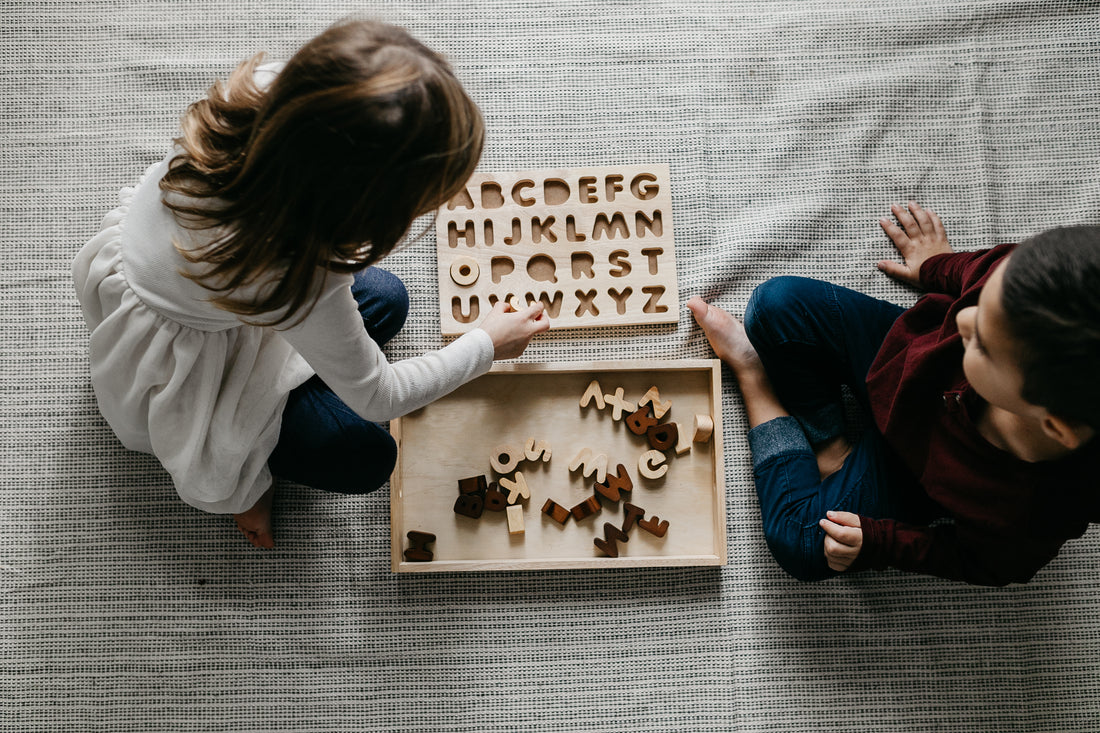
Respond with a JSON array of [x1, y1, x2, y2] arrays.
[[478, 300, 550, 360], [819, 510, 862, 572], [877, 201, 952, 288]]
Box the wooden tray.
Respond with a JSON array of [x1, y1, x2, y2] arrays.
[[390, 360, 726, 572]]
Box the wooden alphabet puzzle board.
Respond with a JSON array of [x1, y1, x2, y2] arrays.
[[389, 360, 725, 572], [435, 165, 679, 335]]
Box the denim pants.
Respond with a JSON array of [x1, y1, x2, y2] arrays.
[[268, 266, 409, 494], [742, 276, 913, 581]]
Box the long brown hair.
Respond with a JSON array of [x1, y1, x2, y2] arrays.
[[160, 19, 484, 325]]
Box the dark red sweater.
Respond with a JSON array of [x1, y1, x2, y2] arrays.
[[861, 244, 1099, 585]]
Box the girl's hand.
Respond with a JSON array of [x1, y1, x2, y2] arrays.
[[478, 300, 550, 360], [819, 510, 863, 572], [877, 201, 952, 288]]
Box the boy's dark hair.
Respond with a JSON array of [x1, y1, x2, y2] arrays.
[[1001, 226, 1100, 431]]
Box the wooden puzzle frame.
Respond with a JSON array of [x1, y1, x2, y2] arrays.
[[435, 165, 679, 335], [389, 359, 725, 572]]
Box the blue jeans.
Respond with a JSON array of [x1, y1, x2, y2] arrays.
[[268, 266, 409, 494], [742, 276, 918, 581]]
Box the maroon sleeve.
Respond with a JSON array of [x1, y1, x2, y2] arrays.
[[917, 243, 1018, 296], [853, 515, 1069, 586]]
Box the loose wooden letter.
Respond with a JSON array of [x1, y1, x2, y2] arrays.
[[638, 450, 668, 480]]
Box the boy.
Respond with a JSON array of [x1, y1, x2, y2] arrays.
[[687, 202, 1099, 585]]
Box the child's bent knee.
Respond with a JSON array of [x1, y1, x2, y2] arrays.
[[746, 277, 808, 336], [369, 268, 410, 316], [747, 276, 821, 319]]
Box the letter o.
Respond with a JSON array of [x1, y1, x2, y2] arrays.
[[490, 443, 523, 475], [449, 256, 480, 286]]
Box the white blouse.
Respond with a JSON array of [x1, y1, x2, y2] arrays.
[[72, 155, 494, 514]]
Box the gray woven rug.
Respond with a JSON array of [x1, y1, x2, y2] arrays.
[[3, 1, 1099, 730]]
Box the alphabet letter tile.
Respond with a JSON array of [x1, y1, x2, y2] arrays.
[[524, 437, 552, 462], [593, 522, 630, 558], [638, 450, 668, 480], [490, 444, 523, 475], [646, 422, 678, 452], [693, 414, 714, 443], [500, 472, 531, 504], [541, 499, 571, 525], [638, 516, 670, 538], [638, 386, 672, 419], [621, 503, 646, 533], [579, 380, 605, 410], [603, 387, 636, 421], [569, 448, 608, 484], [404, 531, 437, 562], [453, 493, 484, 519], [570, 495, 602, 521], [594, 463, 634, 503], [673, 422, 693, 455], [625, 406, 658, 436], [507, 505, 526, 535]]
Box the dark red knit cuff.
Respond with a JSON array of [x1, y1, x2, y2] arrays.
[[850, 515, 888, 572]]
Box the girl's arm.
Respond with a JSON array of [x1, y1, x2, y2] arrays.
[[278, 274, 546, 422]]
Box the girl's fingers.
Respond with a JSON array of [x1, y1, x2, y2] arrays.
[[523, 302, 549, 327], [529, 305, 551, 330]]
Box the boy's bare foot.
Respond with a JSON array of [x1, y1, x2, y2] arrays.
[[234, 487, 275, 549], [814, 435, 852, 480], [687, 297, 788, 428], [686, 297, 765, 378]]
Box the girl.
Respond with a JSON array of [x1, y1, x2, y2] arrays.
[[73, 19, 548, 548]]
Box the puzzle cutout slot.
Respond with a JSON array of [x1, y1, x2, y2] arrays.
[[436, 165, 679, 334]]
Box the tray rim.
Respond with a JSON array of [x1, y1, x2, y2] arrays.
[[389, 358, 726, 573]]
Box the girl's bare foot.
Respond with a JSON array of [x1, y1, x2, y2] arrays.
[[234, 487, 275, 549]]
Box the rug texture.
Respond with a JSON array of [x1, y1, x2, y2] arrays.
[[2, 1, 1099, 731]]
